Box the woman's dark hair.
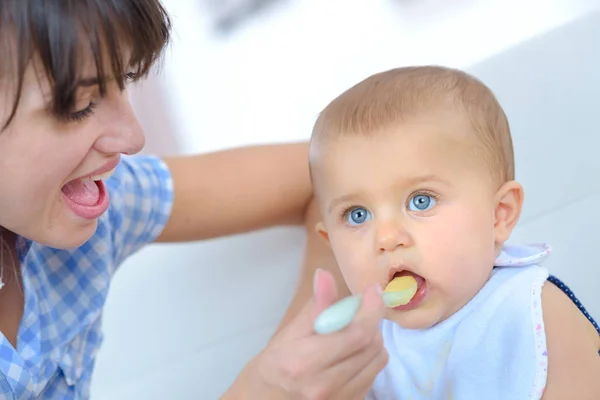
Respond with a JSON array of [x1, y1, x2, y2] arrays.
[[0, 0, 171, 129]]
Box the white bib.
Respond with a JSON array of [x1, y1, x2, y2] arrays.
[[367, 243, 551, 400]]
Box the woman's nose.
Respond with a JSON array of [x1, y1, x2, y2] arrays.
[[93, 92, 145, 156]]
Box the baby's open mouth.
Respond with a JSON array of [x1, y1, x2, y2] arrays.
[[383, 271, 427, 309]]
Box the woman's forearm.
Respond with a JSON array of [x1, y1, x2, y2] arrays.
[[273, 197, 349, 334], [158, 142, 312, 242]]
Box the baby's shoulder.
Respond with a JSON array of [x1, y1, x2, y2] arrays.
[[539, 281, 600, 399]]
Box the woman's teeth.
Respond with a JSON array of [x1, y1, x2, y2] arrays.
[[87, 168, 116, 182]]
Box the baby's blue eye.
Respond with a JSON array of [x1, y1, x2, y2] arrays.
[[347, 207, 371, 225], [408, 194, 436, 211]]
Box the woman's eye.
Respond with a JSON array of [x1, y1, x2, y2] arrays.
[[346, 207, 371, 226], [408, 194, 437, 211], [66, 102, 97, 122], [124, 71, 137, 83]]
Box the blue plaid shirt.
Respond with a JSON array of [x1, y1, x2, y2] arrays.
[[0, 155, 173, 399]]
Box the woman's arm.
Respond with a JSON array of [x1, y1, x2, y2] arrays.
[[157, 143, 381, 398], [158, 140, 350, 326], [274, 197, 350, 333], [541, 283, 600, 399], [156, 142, 312, 242], [156, 141, 350, 325]]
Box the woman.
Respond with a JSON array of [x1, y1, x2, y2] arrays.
[[0, 0, 386, 399]]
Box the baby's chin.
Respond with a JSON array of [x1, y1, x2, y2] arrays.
[[384, 306, 447, 330]]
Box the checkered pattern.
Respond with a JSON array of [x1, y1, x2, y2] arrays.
[[0, 155, 173, 399]]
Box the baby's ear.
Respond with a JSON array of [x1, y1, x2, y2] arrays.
[[315, 221, 330, 244], [494, 181, 524, 244]]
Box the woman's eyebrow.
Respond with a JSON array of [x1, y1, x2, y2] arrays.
[[75, 77, 100, 88]]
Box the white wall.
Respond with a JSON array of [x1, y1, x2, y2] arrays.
[[90, 1, 600, 399]]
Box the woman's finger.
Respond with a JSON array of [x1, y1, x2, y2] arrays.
[[313, 268, 339, 314], [294, 332, 387, 400], [271, 288, 384, 388], [260, 277, 387, 397], [300, 283, 387, 368], [350, 283, 386, 329], [276, 268, 340, 341], [272, 320, 377, 384], [320, 331, 386, 399], [334, 345, 389, 400]]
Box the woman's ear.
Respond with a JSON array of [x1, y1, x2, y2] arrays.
[[315, 221, 330, 245], [494, 181, 524, 244]]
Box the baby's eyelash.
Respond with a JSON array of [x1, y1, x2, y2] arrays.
[[339, 205, 360, 220], [409, 189, 440, 200]]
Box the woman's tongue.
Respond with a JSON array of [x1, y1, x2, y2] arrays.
[[62, 178, 100, 206]]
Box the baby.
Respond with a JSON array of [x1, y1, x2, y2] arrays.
[[309, 66, 600, 399]]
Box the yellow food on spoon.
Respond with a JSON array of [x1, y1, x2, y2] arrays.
[[382, 275, 418, 307], [384, 275, 417, 292]]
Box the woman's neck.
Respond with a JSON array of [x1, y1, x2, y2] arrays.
[[0, 227, 24, 348]]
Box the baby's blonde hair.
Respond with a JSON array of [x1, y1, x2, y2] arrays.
[[311, 66, 515, 185]]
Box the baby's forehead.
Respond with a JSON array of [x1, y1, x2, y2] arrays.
[[311, 123, 496, 191], [310, 68, 513, 189], [314, 112, 479, 159]]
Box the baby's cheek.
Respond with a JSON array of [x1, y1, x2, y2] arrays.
[[347, 271, 381, 294], [330, 247, 375, 294], [335, 257, 367, 294], [423, 235, 477, 292]]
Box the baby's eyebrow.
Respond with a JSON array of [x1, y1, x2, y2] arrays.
[[397, 174, 452, 188], [327, 193, 358, 214], [326, 175, 451, 213]]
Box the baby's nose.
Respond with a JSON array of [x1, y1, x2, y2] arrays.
[[377, 221, 413, 252]]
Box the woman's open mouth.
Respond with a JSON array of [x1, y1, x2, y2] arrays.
[[61, 168, 115, 220]]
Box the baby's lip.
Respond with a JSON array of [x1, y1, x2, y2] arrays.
[[387, 264, 416, 283]]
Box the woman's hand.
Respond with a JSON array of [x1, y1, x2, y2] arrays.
[[226, 269, 388, 400]]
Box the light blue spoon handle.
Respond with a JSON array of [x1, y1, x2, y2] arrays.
[[314, 294, 362, 335]]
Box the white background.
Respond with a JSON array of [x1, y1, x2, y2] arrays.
[[90, 1, 600, 398]]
